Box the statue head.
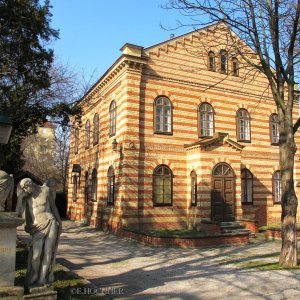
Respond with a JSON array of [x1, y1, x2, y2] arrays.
[[19, 178, 34, 195]]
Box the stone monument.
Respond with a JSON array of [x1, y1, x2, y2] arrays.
[[17, 178, 61, 298], [0, 170, 24, 299], [0, 170, 14, 211]]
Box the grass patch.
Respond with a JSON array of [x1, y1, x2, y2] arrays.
[[231, 252, 300, 270], [259, 224, 300, 231], [141, 229, 205, 238], [259, 224, 281, 231], [217, 252, 280, 265], [15, 247, 102, 299], [236, 260, 300, 270]]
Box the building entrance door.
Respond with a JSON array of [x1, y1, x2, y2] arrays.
[[211, 163, 235, 222]]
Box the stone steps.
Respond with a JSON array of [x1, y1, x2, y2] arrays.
[[220, 221, 251, 235]]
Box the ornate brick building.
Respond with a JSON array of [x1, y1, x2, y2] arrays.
[[67, 23, 300, 231]]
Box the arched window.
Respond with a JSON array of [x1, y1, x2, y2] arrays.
[[232, 57, 239, 76], [154, 96, 172, 134], [208, 51, 216, 71], [72, 175, 78, 202], [85, 120, 90, 149], [273, 171, 281, 203], [236, 109, 251, 142], [93, 113, 99, 145], [153, 165, 173, 206], [74, 127, 79, 154], [270, 114, 279, 145], [241, 169, 253, 204], [191, 171, 197, 206], [84, 171, 89, 203], [199, 103, 214, 137], [213, 163, 234, 177], [91, 168, 97, 201], [220, 50, 228, 74], [109, 101, 116, 137], [107, 166, 115, 204]]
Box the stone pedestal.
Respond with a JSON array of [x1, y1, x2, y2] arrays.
[[0, 212, 24, 298], [24, 286, 57, 300]]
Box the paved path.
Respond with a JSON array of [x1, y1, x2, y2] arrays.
[[52, 221, 300, 299]]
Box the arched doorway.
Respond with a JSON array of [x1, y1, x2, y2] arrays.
[[211, 163, 235, 222]]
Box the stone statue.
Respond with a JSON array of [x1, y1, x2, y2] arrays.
[[16, 178, 62, 288], [0, 170, 14, 211]]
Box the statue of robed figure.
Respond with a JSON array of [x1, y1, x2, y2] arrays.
[[16, 178, 62, 288]]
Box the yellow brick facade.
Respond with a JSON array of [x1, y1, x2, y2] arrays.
[[67, 23, 300, 231]]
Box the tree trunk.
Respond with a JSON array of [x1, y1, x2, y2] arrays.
[[278, 116, 298, 267], [279, 215, 297, 266]]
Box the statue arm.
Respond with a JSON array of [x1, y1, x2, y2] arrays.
[[16, 181, 26, 218], [16, 194, 25, 218], [47, 186, 62, 230]]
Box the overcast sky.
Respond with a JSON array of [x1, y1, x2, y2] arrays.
[[50, 0, 189, 84]]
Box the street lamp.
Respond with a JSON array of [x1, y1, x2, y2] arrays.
[[0, 114, 12, 144]]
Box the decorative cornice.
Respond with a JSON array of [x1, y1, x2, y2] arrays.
[[142, 145, 186, 153], [80, 55, 147, 107], [143, 73, 276, 102], [184, 132, 244, 152]]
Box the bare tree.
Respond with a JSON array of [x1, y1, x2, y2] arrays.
[[166, 0, 300, 266], [22, 124, 57, 182], [54, 125, 70, 193]]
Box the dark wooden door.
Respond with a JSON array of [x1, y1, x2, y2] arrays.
[[211, 164, 235, 222]]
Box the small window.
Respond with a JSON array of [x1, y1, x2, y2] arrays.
[[107, 166, 115, 205], [72, 175, 78, 202], [153, 165, 173, 206], [91, 168, 97, 201], [236, 109, 251, 142], [199, 103, 214, 137], [232, 58, 239, 76], [208, 51, 216, 71], [85, 120, 90, 149], [74, 128, 79, 154], [93, 113, 99, 145], [191, 171, 197, 206], [241, 169, 253, 204], [270, 114, 279, 145], [154, 96, 172, 134], [109, 101, 116, 137], [220, 50, 228, 74], [84, 171, 89, 203], [273, 171, 281, 203]]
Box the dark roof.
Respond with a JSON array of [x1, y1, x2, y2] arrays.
[[14, 171, 43, 185]]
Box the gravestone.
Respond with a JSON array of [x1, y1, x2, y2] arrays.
[[0, 212, 24, 299]]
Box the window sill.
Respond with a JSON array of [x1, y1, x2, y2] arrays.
[[199, 135, 214, 139], [153, 203, 173, 207], [154, 131, 173, 136], [237, 140, 251, 143], [273, 201, 281, 205], [242, 202, 253, 205], [271, 142, 279, 146]]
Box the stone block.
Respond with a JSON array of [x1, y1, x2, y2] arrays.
[[0, 212, 24, 287]]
